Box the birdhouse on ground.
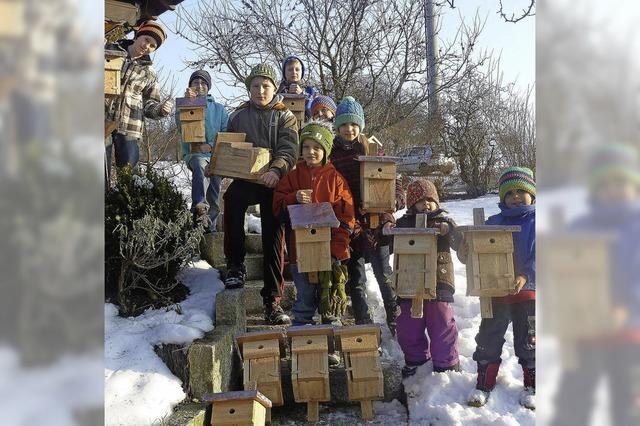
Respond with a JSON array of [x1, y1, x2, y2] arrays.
[[282, 93, 305, 125], [204, 389, 272, 426], [176, 96, 207, 143], [104, 49, 126, 97], [236, 330, 287, 408], [458, 208, 520, 318], [287, 325, 334, 422], [210, 133, 271, 183], [357, 156, 397, 227], [287, 202, 339, 282], [335, 325, 384, 421], [383, 213, 439, 318], [540, 232, 613, 369]]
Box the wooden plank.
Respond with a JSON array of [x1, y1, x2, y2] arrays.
[[203, 389, 272, 407], [104, 70, 121, 96], [335, 325, 381, 347], [242, 339, 280, 359], [216, 132, 247, 143], [338, 333, 379, 352], [237, 331, 286, 358], [176, 96, 207, 109], [295, 240, 331, 273], [349, 351, 381, 382], [307, 401, 319, 422], [181, 121, 206, 143], [105, 0, 138, 25], [360, 400, 374, 421], [179, 107, 205, 122]]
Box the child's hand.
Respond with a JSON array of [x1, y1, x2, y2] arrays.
[[161, 99, 173, 115], [261, 171, 280, 188], [512, 275, 527, 294], [439, 222, 450, 235], [184, 87, 196, 98], [289, 83, 303, 94], [296, 190, 312, 204]]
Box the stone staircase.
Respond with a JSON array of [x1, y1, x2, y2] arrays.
[[161, 222, 404, 425]]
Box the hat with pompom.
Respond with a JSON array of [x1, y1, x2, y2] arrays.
[[335, 96, 365, 131]]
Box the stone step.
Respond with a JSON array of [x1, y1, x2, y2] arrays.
[[243, 280, 296, 315], [199, 233, 264, 270]]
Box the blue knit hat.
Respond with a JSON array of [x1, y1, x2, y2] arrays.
[[335, 96, 365, 131]]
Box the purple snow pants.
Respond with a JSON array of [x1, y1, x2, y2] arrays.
[[396, 298, 459, 369]]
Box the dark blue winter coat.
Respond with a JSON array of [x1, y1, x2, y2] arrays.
[[486, 203, 536, 291]]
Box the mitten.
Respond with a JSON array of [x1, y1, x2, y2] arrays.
[[331, 262, 349, 316]]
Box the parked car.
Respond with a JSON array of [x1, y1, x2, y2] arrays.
[[396, 145, 455, 176]]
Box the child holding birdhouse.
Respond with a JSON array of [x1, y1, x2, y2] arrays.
[[277, 56, 319, 119], [392, 178, 462, 377], [460, 166, 536, 409], [273, 121, 356, 328], [104, 21, 173, 181], [175, 70, 228, 232], [222, 63, 299, 325], [329, 96, 400, 327]]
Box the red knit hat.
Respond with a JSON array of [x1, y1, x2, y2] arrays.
[[406, 178, 439, 209]]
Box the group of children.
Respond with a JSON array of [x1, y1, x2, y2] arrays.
[[142, 21, 537, 409]]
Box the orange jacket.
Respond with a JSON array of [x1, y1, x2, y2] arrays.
[[273, 160, 356, 263]]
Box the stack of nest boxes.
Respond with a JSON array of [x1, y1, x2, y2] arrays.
[[210, 132, 271, 183]]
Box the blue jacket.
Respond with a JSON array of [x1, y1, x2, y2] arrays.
[[486, 203, 536, 291], [175, 94, 228, 162]]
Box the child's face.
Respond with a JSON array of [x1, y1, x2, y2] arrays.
[[131, 35, 158, 58], [592, 176, 639, 205], [314, 107, 335, 121], [284, 60, 302, 82], [189, 77, 208, 96], [249, 77, 276, 106], [504, 189, 533, 208], [338, 123, 360, 141], [413, 199, 438, 213], [302, 139, 324, 167]]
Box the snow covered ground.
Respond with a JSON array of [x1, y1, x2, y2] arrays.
[[104, 261, 223, 426]]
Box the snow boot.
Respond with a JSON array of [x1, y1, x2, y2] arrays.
[[519, 366, 536, 410], [402, 359, 430, 378], [264, 301, 291, 325], [434, 362, 461, 373], [328, 352, 341, 367], [467, 362, 500, 407], [224, 264, 246, 289]]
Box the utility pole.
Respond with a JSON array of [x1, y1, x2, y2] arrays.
[[424, 0, 439, 117]]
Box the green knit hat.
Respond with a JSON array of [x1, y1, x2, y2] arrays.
[[300, 121, 334, 164], [244, 63, 278, 91], [498, 166, 536, 201]]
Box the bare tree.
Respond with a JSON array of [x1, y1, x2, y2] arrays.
[[436, 0, 535, 23], [174, 0, 487, 134], [495, 84, 535, 171]]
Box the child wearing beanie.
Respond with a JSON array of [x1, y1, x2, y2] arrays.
[[329, 96, 401, 327], [273, 121, 356, 331], [460, 166, 536, 409], [309, 95, 337, 123], [392, 178, 462, 378], [277, 55, 319, 119]]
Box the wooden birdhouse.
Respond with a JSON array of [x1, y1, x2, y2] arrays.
[[0, 0, 25, 38], [104, 49, 126, 98], [540, 232, 613, 369], [282, 93, 306, 125], [204, 389, 272, 426], [335, 325, 384, 421], [458, 208, 520, 318], [383, 214, 439, 318], [236, 331, 286, 408], [357, 156, 397, 225], [210, 133, 271, 183], [176, 96, 207, 143], [287, 203, 339, 281], [287, 325, 334, 422]]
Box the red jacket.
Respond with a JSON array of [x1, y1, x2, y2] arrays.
[[273, 160, 356, 263]]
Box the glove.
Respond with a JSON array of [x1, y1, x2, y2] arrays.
[[330, 262, 349, 317], [318, 270, 333, 315]]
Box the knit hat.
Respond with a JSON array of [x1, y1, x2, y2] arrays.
[[588, 144, 640, 189], [498, 166, 536, 201], [244, 63, 278, 91], [335, 96, 365, 131], [136, 21, 167, 48], [189, 70, 211, 91], [282, 55, 305, 80], [300, 121, 334, 164], [406, 178, 439, 209], [310, 95, 337, 117]]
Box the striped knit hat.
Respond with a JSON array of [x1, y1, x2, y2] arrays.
[[498, 167, 536, 201], [310, 95, 337, 117], [588, 144, 640, 189], [136, 21, 167, 48], [335, 96, 365, 131]]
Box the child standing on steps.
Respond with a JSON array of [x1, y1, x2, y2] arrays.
[[461, 167, 536, 409], [222, 63, 299, 326], [392, 178, 462, 377], [273, 121, 355, 329]]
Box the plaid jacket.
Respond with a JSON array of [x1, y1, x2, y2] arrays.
[[105, 40, 168, 139]]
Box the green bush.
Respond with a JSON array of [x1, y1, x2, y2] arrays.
[[105, 166, 203, 316]]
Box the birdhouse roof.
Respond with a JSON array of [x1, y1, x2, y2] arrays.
[[457, 225, 521, 232], [287, 202, 339, 229], [356, 155, 399, 163], [176, 96, 207, 109], [287, 324, 334, 338], [281, 93, 307, 100], [382, 227, 439, 236], [202, 390, 272, 408]]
